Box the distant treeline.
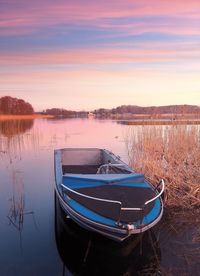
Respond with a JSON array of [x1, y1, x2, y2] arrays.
[[45, 108, 87, 118], [45, 108, 76, 117], [94, 105, 200, 118], [0, 96, 34, 115], [1, 96, 200, 119]]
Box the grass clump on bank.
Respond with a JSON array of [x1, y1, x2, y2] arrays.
[[125, 125, 200, 210], [0, 114, 53, 120]]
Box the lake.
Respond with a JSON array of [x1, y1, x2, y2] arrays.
[[0, 118, 199, 275]]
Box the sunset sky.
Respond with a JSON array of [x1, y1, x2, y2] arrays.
[[0, 0, 200, 111]]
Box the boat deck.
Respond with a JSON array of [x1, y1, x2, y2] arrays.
[[64, 184, 157, 223]]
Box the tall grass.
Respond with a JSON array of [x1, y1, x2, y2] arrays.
[[125, 125, 200, 210], [0, 114, 53, 120]]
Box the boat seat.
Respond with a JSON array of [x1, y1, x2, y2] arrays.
[[97, 163, 133, 174], [62, 165, 100, 174]]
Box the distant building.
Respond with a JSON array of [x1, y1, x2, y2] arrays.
[[88, 112, 94, 118]]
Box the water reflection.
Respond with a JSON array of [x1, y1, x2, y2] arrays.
[[6, 169, 25, 252], [0, 118, 199, 274], [55, 193, 161, 276], [0, 119, 34, 137], [7, 168, 37, 252], [0, 119, 37, 159], [7, 170, 25, 230]]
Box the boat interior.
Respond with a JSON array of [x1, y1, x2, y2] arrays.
[[61, 148, 132, 174]]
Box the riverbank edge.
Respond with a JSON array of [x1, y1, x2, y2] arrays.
[[0, 114, 54, 120], [119, 119, 200, 125]]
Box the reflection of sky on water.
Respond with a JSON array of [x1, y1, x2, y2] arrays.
[[0, 118, 130, 275], [40, 118, 127, 149]]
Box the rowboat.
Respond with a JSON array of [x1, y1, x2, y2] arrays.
[[54, 148, 165, 242], [54, 192, 161, 275]]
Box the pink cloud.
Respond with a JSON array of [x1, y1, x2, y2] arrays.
[[0, 0, 200, 36], [0, 45, 199, 66]]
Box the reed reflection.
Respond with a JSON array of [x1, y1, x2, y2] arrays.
[[55, 193, 161, 276], [7, 169, 37, 251], [7, 170, 25, 249]]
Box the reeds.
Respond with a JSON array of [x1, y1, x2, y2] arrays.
[[7, 170, 25, 232], [125, 125, 200, 210], [7, 169, 37, 251], [125, 125, 200, 273], [120, 119, 200, 125], [0, 114, 53, 120]]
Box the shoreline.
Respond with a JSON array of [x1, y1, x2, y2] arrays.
[[1, 115, 200, 125], [118, 119, 200, 125], [0, 114, 54, 120]]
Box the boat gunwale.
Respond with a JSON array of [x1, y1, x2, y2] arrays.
[[55, 185, 164, 240]]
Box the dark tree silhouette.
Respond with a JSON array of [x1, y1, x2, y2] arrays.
[[95, 104, 200, 118], [45, 108, 77, 117], [0, 96, 34, 115]]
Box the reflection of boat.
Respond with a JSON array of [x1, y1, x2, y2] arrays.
[[55, 193, 161, 276], [54, 148, 165, 242]]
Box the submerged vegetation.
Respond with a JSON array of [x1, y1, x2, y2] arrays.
[[125, 125, 200, 210]]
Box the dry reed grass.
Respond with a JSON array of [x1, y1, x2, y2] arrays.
[[120, 119, 200, 125], [0, 114, 53, 120], [125, 125, 200, 210]]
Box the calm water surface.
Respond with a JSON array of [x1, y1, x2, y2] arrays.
[[0, 118, 199, 275]]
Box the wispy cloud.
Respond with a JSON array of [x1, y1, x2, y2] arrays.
[[0, 0, 200, 36], [1, 45, 199, 67], [0, 0, 200, 109]]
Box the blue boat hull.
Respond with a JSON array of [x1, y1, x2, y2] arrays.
[[54, 148, 164, 242]]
